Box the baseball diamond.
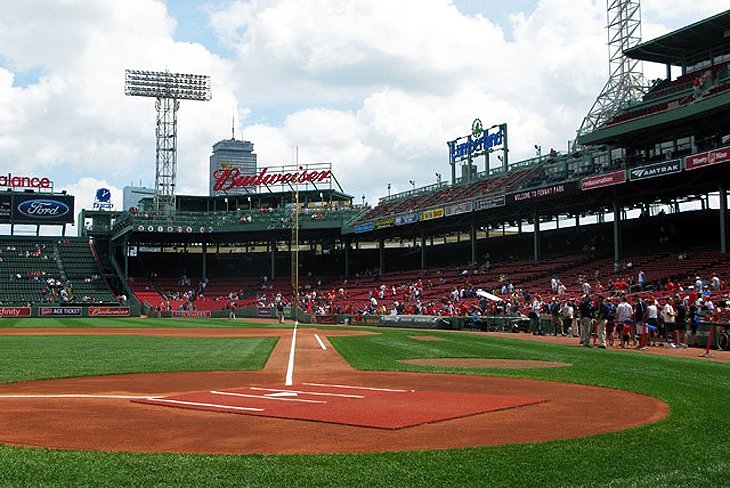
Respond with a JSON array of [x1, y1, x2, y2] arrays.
[[1, 4, 730, 487]]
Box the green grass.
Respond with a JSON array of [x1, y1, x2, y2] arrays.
[[0, 335, 277, 384], [0, 325, 729, 487]]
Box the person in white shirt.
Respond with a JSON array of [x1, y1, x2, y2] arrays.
[[616, 295, 634, 347], [561, 300, 575, 337], [661, 298, 676, 345], [646, 300, 659, 346], [530, 296, 544, 335], [582, 281, 592, 295]]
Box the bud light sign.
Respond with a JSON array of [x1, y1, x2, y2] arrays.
[[12, 194, 74, 223]]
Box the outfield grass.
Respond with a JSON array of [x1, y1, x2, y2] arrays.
[[0, 325, 728, 487]]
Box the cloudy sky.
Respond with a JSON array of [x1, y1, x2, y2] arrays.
[[0, 0, 724, 217]]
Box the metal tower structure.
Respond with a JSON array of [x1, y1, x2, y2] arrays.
[[124, 69, 211, 214], [577, 0, 646, 136]]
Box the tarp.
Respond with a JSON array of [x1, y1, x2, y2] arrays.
[[476, 290, 503, 301]]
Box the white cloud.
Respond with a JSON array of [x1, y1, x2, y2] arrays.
[[0, 0, 724, 216]]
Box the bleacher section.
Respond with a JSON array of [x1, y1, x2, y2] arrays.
[[360, 167, 538, 222], [0, 238, 117, 305], [123, 248, 730, 318], [607, 61, 730, 127]]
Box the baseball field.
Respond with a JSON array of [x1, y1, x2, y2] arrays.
[[0, 317, 728, 487]]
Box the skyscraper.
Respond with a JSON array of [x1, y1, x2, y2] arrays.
[[209, 138, 257, 196]]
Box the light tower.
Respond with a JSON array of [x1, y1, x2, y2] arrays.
[[577, 0, 645, 136], [124, 69, 211, 214]]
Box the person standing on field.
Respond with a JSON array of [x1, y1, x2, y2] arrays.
[[579, 294, 595, 348]]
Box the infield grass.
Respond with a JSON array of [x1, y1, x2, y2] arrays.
[[0, 324, 728, 487]]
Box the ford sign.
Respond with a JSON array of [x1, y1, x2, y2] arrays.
[[16, 199, 70, 219]]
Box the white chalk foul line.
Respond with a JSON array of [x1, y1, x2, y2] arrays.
[[314, 333, 327, 350], [148, 398, 264, 412], [0, 394, 156, 400], [302, 383, 415, 393], [249, 387, 365, 399], [210, 390, 326, 404], [285, 321, 298, 386]]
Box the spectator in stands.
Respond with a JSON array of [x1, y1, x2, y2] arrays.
[[711, 275, 721, 291], [638, 270, 646, 290], [582, 281, 592, 295]]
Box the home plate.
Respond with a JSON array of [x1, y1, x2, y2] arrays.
[[134, 383, 548, 430]]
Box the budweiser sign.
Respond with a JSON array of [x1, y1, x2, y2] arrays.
[[212, 167, 332, 192], [88, 307, 130, 317], [0, 173, 53, 190]]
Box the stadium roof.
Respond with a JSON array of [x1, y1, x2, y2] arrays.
[[625, 10, 730, 65]]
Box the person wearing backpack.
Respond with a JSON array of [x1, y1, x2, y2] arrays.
[[549, 297, 562, 336], [595, 295, 609, 349], [605, 296, 617, 347]]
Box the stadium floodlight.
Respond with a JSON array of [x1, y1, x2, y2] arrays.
[[124, 69, 211, 215], [577, 0, 645, 138]]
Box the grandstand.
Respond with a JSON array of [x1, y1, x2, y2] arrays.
[[0, 237, 117, 306], [2, 10, 728, 329]]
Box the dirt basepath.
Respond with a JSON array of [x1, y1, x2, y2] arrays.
[[0, 326, 668, 454]]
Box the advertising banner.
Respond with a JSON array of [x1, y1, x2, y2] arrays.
[[88, 307, 130, 317], [474, 195, 506, 211], [628, 159, 681, 181], [684, 146, 730, 171], [12, 194, 75, 223], [374, 217, 395, 229], [0, 194, 11, 222], [581, 170, 626, 191], [512, 183, 576, 203], [171, 310, 211, 318], [444, 201, 473, 217], [354, 222, 374, 234], [395, 213, 419, 226], [39, 307, 82, 317], [419, 208, 445, 221], [257, 307, 273, 318], [0, 307, 31, 318]]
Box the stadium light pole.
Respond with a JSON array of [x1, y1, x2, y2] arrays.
[[124, 69, 212, 215]]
